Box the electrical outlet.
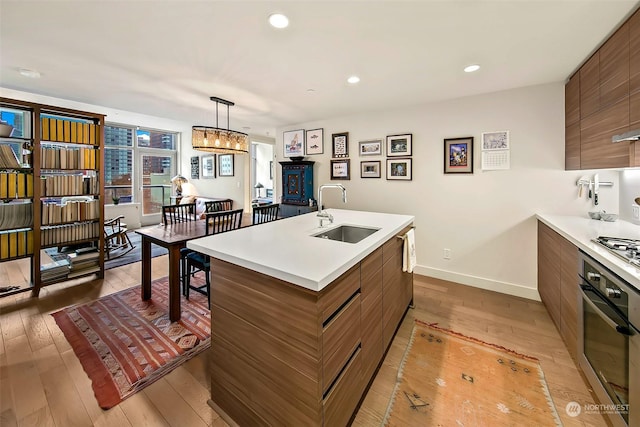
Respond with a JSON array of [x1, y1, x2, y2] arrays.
[[443, 248, 451, 260], [633, 204, 640, 220]]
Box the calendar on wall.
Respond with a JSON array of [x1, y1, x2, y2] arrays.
[[481, 131, 510, 170], [190, 156, 200, 179]]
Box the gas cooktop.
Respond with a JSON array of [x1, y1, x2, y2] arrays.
[[593, 236, 640, 268]]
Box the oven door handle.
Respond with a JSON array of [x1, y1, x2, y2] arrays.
[[580, 284, 635, 336]]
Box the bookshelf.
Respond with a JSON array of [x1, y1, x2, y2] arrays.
[[0, 97, 105, 297]]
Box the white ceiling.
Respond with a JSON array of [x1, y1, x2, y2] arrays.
[[1, 0, 639, 138]]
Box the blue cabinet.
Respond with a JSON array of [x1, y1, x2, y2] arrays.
[[280, 160, 314, 206]]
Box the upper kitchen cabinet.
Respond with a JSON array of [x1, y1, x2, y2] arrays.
[[599, 23, 629, 108], [630, 9, 640, 127], [565, 74, 580, 170], [579, 54, 600, 118], [565, 7, 640, 169]]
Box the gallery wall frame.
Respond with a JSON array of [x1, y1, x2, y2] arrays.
[[283, 129, 305, 158], [360, 160, 381, 178], [444, 136, 474, 174], [201, 155, 216, 179], [190, 156, 200, 179], [359, 139, 383, 156], [330, 158, 350, 180], [386, 158, 412, 181], [386, 133, 412, 157], [332, 132, 349, 158], [218, 154, 234, 177], [305, 128, 324, 155]]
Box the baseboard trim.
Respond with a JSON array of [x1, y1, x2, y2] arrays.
[[414, 265, 541, 301]]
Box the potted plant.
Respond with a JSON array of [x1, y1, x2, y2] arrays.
[[112, 196, 120, 205]]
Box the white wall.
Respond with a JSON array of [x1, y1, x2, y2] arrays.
[[276, 82, 628, 300]]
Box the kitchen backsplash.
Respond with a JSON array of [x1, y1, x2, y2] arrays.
[[620, 169, 640, 225]]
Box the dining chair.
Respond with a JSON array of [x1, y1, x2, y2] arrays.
[[185, 208, 244, 305], [204, 199, 233, 215], [252, 203, 280, 225], [104, 215, 135, 259], [162, 202, 197, 295], [162, 202, 197, 224]]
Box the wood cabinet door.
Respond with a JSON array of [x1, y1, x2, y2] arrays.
[[565, 122, 581, 170], [580, 53, 600, 119], [630, 9, 640, 95], [599, 23, 630, 108], [560, 237, 579, 361], [565, 73, 580, 127], [538, 222, 561, 328], [580, 97, 630, 169]]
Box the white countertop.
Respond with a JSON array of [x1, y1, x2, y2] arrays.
[[187, 209, 415, 291], [536, 214, 640, 289]]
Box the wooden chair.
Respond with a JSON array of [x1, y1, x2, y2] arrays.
[[204, 199, 233, 215], [252, 203, 280, 225], [162, 202, 197, 224], [104, 215, 134, 259], [185, 208, 244, 305]]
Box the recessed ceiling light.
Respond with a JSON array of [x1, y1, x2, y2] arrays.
[[464, 64, 480, 73], [347, 75, 360, 84], [306, 89, 315, 93], [268, 13, 289, 29], [18, 68, 41, 78]]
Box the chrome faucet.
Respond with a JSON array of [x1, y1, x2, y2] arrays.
[[317, 184, 347, 227]]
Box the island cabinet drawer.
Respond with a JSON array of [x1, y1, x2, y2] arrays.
[[320, 264, 360, 323], [322, 292, 361, 393], [361, 246, 382, 298], [323, 346, 363, 427], [382, 224, 413, 264]]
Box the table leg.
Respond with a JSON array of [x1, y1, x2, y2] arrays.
[[168, 244, 182, 322], [141, 237, 152, 300]]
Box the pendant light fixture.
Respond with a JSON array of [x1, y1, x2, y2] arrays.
[[192, 96, 249, 154]]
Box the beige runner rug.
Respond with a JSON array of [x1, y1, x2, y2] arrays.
[[383, 319, 562, 426]]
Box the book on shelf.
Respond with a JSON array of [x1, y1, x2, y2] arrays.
[[41, 117, 49, 140], [67, 265, 100, 279]]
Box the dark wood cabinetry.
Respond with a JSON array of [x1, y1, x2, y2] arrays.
[[565, 7, 640, 169], [537, 221, 578, 360]]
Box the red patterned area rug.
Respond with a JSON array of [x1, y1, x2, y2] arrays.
[[383, 319, 562, 426], [52, 275, 210, 409]]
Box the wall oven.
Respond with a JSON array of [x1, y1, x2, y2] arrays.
[[578, 251, 639, 427]]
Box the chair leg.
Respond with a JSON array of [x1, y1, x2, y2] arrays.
[[205, 269, 211, 308], [185, 261, 191, 300]]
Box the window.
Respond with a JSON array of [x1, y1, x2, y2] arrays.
[[104, 125, 178, 210]]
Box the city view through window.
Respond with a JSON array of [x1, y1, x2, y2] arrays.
[[104, 125, 177, 216]]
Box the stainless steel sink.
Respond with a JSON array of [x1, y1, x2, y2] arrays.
[[313, 225, 380, 244]]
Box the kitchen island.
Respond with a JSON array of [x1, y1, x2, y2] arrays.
[[187, 209, 414, 426]]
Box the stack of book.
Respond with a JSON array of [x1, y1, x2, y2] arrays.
[[40, 259, 70, 283], [66, 250, 100, 278]]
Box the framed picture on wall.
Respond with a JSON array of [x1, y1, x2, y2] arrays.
[[201, 155, 216, 179], [305, 128, 324, 155], [330, 159, 350, 180], [218, 154, 234, 177], [283, 129, 305, 157], [386, 158, 412, 180], [190, 156, 200, 179], [386, 133, 412, 157], [444, 137, 474, 174], [359, 139, 383, 156], [332, 132, 349, 158], [360, 160, 381, 178]]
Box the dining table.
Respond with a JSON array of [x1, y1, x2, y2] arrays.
[[135, 220, 210, 322], [135, 212, 253, 322]]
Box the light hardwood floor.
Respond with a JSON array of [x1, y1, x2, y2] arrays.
[[0, 256, 608, 426]]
